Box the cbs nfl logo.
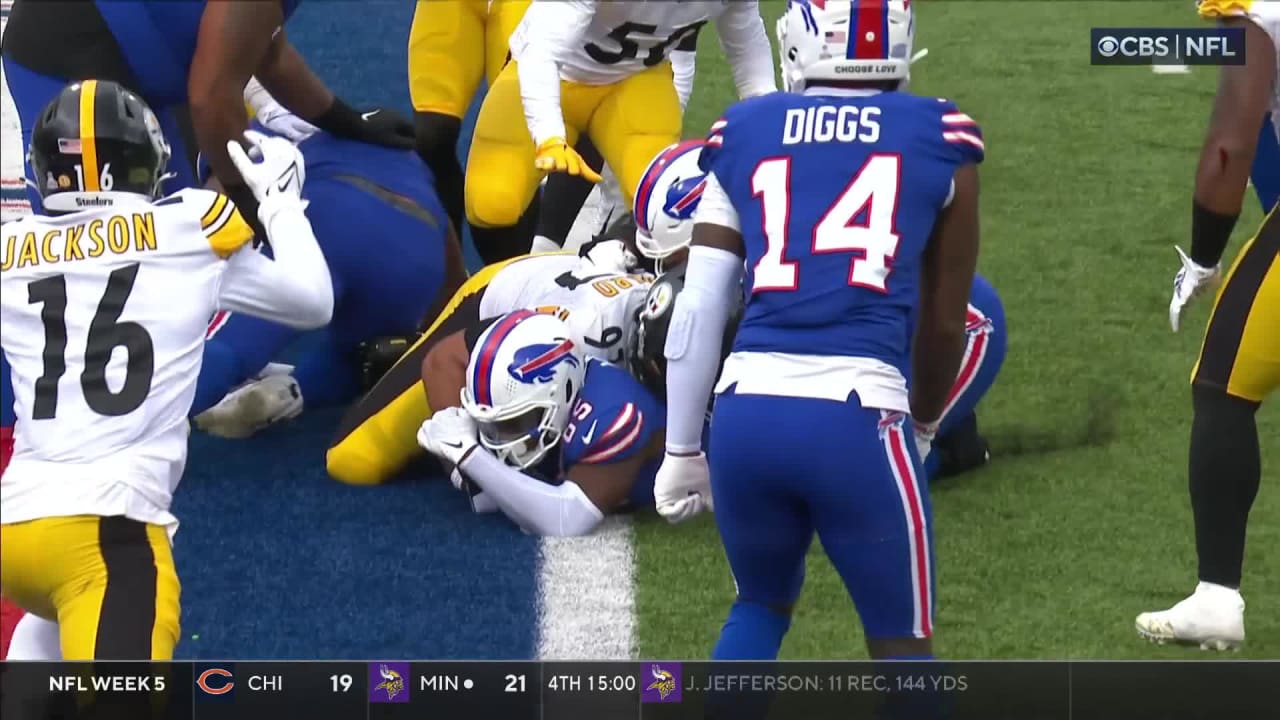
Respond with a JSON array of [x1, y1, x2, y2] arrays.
[[1091, 27, 1245, 66]]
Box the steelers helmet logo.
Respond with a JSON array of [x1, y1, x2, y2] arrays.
[[644, 282, 673, 320]]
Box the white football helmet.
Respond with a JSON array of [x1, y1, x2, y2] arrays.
[[461, 310, 587, 469], [776, 0, 915, 92], [633, 140, 707, 272]]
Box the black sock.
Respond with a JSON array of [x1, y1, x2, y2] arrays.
[[535, 136, 605, 247], [413, 112, 465, 235], [935, 412, 990, 479], [471, 202, 540, 265], [1189, 383, 1261, 588]]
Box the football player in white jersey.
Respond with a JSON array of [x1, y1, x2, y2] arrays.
[[1138, 0, 1279, 651], [462, 0, 775, 267], [0, 80, 333, 660], [326, 218, 652, 487]]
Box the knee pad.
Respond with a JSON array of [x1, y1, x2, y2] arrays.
[[466, 189, 533, 229], [326, 445, 389, 487]]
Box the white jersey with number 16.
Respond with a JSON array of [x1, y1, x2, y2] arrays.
[[0, 187, 325, 530]]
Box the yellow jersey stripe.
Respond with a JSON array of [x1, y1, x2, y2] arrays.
[[79, 80, 101, 192], [205, 206, 255, 259], [200, 193, 229, 230]]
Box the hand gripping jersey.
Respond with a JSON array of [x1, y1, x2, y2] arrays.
[[1199, 1, 1280, 134], [699, 90, 985, 388], [511, 0, 738, 86], [0, 189, 253, 528], [479, 252, 655, 365]]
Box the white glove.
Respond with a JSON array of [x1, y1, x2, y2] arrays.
[[226, 130, 306, 206], [244, 77, 320, 143], [580, 239, 636, 274], [912, 420, 939, 464], [257, 106, 321, 144], [654, 452, 713, 524], [417, 406, 480, 467], [1169, 246, 1221, 332]]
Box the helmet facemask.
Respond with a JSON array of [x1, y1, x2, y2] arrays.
[[469, 387, 576, 470], [461, 313, 587, 470], [635, 144, 705, 271]]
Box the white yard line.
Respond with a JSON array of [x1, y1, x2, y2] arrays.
[[536, 515, 636, 660], [535, 163, 636, 660]]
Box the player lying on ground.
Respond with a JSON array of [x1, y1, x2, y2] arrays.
[[418, 310, 690, 537], [0, 80, 332, 660], [653, 0, 983, 662], [1137, 0, 1279, 651], [325, 222, 652, 486], [463, 0, 775, 269], [189, 95, 467, 438], [2, 0, 414, 227], [634, 139, 1005, 482]]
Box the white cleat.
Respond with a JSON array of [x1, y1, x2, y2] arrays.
[[194, 374, 303, 439], [1135, 582, 1245, 651]]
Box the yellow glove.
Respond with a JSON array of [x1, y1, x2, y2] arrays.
[[534, 137, 603, 183]]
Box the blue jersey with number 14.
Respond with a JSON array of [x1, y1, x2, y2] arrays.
[[699, 90, 985, 375]]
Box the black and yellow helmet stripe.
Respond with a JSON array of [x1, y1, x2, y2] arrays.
[[78, 79, 101, 192]]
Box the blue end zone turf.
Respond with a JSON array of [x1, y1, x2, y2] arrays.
[[170, 2, 539, 660]]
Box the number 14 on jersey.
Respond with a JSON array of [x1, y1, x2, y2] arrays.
[[751, 154, 902, 293]]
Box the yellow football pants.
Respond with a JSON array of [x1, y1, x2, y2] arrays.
[[464, 61, 683, 228], [408, 0, 532, 119], [327, 257, 522, 485], [1, 515, 180, 660], [1192, 203, 1280, 402]]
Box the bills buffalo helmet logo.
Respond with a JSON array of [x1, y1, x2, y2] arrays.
[[508, 339, 579, 384], [662, 175, 706, 221]]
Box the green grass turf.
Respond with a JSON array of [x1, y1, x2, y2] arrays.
[[634, 1, 1279, 660]]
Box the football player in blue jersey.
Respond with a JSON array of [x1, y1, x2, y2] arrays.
[[634, 138, 1005, 483], [187, 99, 466, 437], [653, 0, 982, 662], [415, 310, 668, 537], [2, 0, 413, 222]]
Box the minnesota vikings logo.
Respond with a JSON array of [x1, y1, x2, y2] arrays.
[[374, 664, 405, 701], [508, 339, 579, 384], [647, 665, 676, 700], [662, 175, 706, 221]]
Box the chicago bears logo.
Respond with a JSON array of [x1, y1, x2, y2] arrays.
[[662, 175, 706, 221], [508, 339, 579, 384]]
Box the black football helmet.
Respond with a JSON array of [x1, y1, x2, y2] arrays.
[[29, 79, 171, 212], [627, 271, 741, 401], [577, 210, 659, 274]]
